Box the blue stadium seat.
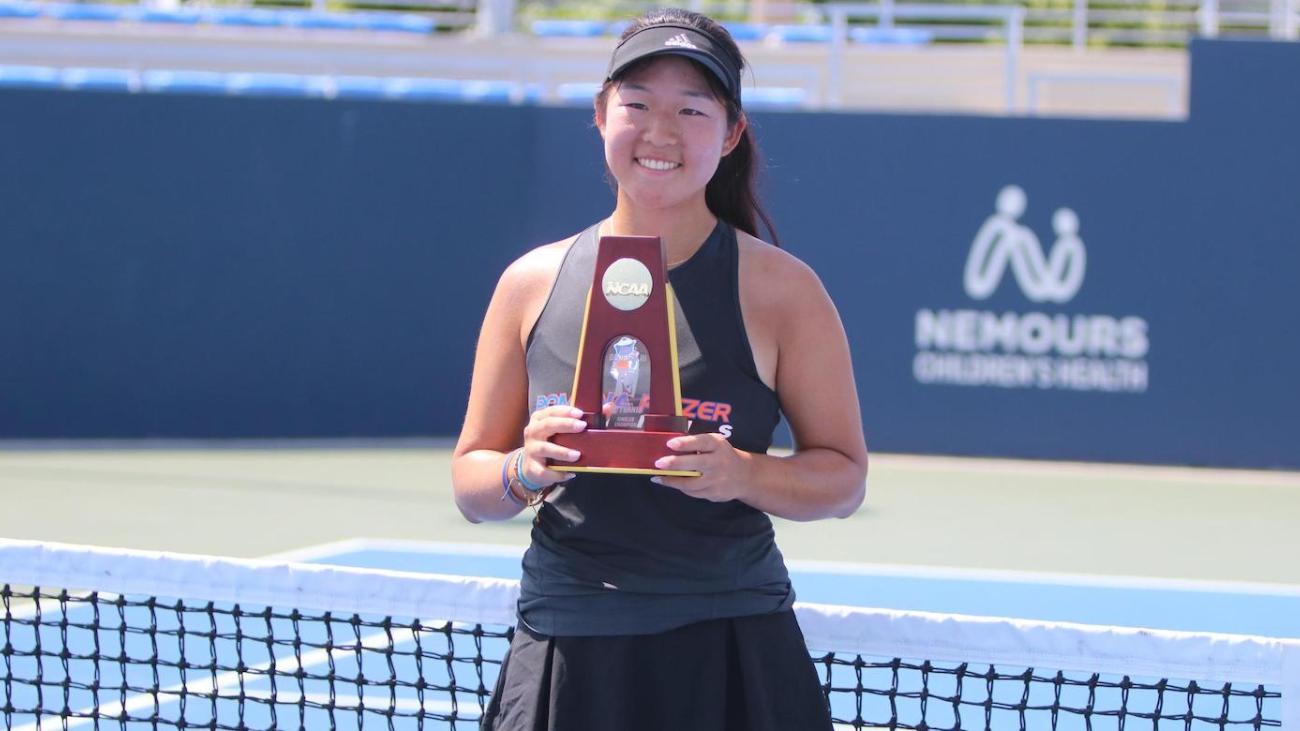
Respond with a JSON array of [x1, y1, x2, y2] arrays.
[[208, 8, 286, 28], [226, 72, 324, 98], [385, 78, 462, 101], [0, 65, 60, 90], [850, 27, 934, 45], [517, 83, 543, 104], [387, 79, 525, 104], [42, 3, 136, 21], [0, 1, 40, 19], [455, 80, 517, 103], [717, 22, 764, 41], [771, 24, 833, 43], [745, 86, 808, 110], [61, 67, 137, 91], [138, 8, 201, 24], [721, 22, 769, 41], [354, 12, 435, 33], [141, 69, 228, 95], [331, 75, 391, 100], [531, 19, 608, 37], [285, 11, 364, 31], [555, 82, 601, 106]]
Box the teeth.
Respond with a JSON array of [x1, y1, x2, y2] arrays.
[[638, 158, 680, 171]]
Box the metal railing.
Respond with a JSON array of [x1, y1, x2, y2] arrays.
[[514, 0, 1298, 44], [823, 2, 1025, 110], [11, 0, 1296, 42], [4, 0, 1291, 117], [815, 0, 1299, 49]]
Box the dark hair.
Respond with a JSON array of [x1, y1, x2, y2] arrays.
[[597, 8, 780, 247]]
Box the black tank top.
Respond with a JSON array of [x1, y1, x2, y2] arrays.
[[519, 221, 793, 636]]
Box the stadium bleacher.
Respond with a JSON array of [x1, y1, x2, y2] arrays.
[[141, 69, 228, 94], [1, 0, 1294, 116], [6, 0, 1293, 46], [0, 63, 805, 108], [0, 64, 560, 104], [0, 0, 438, 33]]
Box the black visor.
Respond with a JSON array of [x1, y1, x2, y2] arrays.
[[606, 24, 742, 104]]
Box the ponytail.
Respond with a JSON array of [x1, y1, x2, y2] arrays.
[[707, 118, 779, 246]]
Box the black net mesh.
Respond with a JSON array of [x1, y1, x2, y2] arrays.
[[815, 653, 1280, 730], [1, 584, 1284, 730]]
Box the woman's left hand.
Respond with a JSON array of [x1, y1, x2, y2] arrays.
[[650, 434, 753, 502]]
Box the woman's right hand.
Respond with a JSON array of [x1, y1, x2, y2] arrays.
[[518, 405, 587, 488]]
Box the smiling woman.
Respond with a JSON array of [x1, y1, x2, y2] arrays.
[[597, 55, 744, 226], [451, 8, 869, 731]]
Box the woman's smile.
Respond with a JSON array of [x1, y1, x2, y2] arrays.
[[636, 157, 682, 172]]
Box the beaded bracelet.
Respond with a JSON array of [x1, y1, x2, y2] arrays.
[[500, 449, 525, 507], [514, 448, 547, 493]]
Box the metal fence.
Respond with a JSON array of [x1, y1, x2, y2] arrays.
[[812, 0, 1298, 47], [17, 0, 1294, 43]]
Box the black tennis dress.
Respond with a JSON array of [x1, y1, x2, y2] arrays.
[[480, 222, 832, 731]]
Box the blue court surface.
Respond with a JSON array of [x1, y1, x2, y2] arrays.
[[283, 538, 1300, 640]]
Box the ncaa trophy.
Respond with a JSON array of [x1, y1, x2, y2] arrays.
[[548, 235, 699, 477]]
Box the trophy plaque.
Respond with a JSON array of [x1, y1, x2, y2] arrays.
[[548, 235, 700, 477]]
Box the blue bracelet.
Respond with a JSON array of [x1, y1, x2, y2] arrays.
[[515, 448, 546, 493], [500, 449, 525, 507]]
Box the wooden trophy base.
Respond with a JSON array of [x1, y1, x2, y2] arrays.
[[550, 413, 701, 477]]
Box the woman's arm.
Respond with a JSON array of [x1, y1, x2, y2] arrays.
[[451, 243, 586, 523], [652, 249, 869, 521]]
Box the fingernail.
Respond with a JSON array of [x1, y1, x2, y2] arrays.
[[568, 450, 580, 461], [563, 473, 577, 481], [650, 476, 663, 485], [654, 458, 667, 469], [569, 407, 583, 417]]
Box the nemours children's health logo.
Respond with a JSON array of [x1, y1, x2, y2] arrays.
[[913, 185, 1150, 394]]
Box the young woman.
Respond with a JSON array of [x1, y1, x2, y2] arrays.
[[452, 9, 868, 729]]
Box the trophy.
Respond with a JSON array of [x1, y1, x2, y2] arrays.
[[548, 235, 700, 477]]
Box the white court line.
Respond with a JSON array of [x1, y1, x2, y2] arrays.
[[874, 452, 1300, 488], [785, 559, 1300, 597], [261, 538, 526, 564], [280, 537, 1300, 598]]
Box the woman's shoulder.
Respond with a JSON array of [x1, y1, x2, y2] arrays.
[[734, 229, 824, 297], [486, 233, 583, 337], [494, 234, 582, 303]]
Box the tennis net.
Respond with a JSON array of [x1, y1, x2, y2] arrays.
[[2, 539, 1296, 730]]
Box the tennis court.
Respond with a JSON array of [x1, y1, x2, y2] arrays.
[[277, 538, 1300, 639], [3, 4, 1298, 727], [2, 445, 1298, 728], [4, 445, 1299, 584]]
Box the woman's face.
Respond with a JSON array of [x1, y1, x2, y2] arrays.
[[596, 55, 744, 213]]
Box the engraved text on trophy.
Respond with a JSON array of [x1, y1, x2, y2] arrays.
[[602, 335, 650, 429]]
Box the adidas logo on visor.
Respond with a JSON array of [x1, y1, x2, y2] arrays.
[[664, 34, 698, 49]]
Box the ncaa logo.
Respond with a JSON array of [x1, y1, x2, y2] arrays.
[[964, 185, 1085, 304], [601, 257, 653, 311]]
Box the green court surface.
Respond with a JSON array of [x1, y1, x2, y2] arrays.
[[2, 443, 1298, 586]]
